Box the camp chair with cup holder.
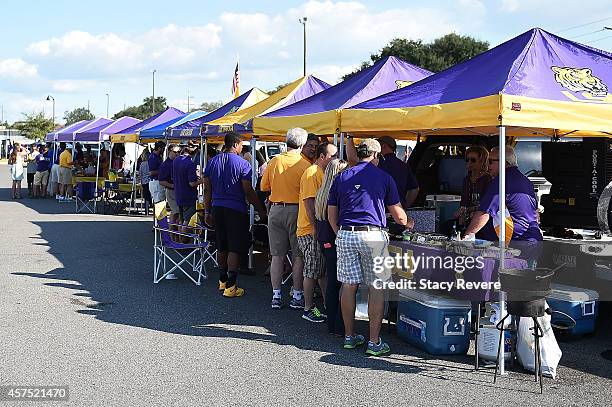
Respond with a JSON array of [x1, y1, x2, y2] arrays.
[[153, 201, 208, 285]]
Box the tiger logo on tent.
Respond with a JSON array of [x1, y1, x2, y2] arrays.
[[552, 66, 609, 100], [395, 80, 413, 89]]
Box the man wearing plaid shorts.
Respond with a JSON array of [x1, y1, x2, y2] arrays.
[[328, 138, 413, 356], [297, 142, 338, 323]]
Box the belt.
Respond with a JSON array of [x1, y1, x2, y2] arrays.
[[339, 225, 385, 232], [270, 202, 298, 206]]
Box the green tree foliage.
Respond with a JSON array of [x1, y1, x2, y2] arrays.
[[343, 33, 489, 79], [197, 101, 223, 113], [266, 82, 291, 94], [13, 112, 55, 140], [63, 107, 95, 125], [113, 96, 168, 120]]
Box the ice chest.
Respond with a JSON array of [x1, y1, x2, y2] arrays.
[[547, 284, 598, 336], [397, 290, 471, 355]]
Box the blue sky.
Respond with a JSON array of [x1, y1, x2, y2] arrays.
[[1, 0, 611, 124]]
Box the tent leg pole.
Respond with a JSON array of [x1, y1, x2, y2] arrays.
[[249, 137, 257, 270], [339, 133, 345, 160], [94, 142, 101, 213], [498, 125, 507, 376]]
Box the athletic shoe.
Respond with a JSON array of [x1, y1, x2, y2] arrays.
[[218, 281, 227, 291], [366, 339, 391, 356], [271, 297, 283, 309], [302, 307, 326, 323], [165, 273, 178, 280], [319, 307, 328, 318], [223, 285, 244, 298], [289, 297, 305, 310], [343, 334, 365, 349]]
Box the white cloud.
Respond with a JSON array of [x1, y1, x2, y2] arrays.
[[310, 63, 360, 85], [51, 79, 98, 93], [500, 0, 521, 12], [0, 58, 38, 79]]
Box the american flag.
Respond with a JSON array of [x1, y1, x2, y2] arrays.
[[231, 60, 240, 99]]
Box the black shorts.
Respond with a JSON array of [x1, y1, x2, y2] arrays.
[[213, 206, 250, 254], [141, 183, 152, 205], [27, 173, 35, 184], [179, 204, 197, 224]]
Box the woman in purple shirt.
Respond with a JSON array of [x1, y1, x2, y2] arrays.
[[314, 159, 348, 336], [457, 146, 492, 227]]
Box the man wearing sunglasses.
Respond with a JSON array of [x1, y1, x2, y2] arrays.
[[376, 136, 419, 208], [464, 146, 542, 242], [297, 141, 338, 323]]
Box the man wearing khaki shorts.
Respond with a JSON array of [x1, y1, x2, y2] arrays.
[[34, 145, 50, 198], [58, 144, 74, 201], [261, 128, 311, 310]]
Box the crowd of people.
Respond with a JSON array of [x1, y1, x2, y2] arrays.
[[6, 126, 542, 356]]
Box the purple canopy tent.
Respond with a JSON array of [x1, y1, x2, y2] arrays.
[[111, 107, 185, 142], [252, 56, 432, 137]]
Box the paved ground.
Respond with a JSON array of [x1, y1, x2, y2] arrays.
[[0, 163, 610, 406]]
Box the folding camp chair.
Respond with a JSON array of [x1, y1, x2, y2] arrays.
[[153, 201, 208, 285], [75, 181, 103, 214]]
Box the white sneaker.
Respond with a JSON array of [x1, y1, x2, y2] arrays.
[[56, 194, 61, 200], [165, 273, 178, 280]]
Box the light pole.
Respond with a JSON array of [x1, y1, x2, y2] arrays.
[[187, 89, 195, 112], [299, 17, 307, 76], [152, 69, 157, 115], [105, 93, 110, 117], [46, 95, 55, 126]]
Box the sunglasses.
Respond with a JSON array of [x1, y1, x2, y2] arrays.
[[465, 157, 477, 163], [488, 159, 499, 164]]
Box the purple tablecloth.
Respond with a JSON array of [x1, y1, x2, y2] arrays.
[[388, 241, 528, 301]]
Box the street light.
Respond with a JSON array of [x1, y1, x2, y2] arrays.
[[105, 93, 110, 118], [299, 17, 307, 76], [46, 95, 55, 126], [152, 69, 157, 115]]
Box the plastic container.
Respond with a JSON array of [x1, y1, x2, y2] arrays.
[[547, 284, 598, 336], [477, 303, 512, 362], [397, 290, 471, 355]]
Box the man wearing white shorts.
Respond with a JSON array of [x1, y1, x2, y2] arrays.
[[327, 138, 413, 356]]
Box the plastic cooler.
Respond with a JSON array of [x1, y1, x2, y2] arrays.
[[547, 284, 598, 336], [397, 290, 472, 355]]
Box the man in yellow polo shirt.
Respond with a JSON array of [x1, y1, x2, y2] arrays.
[[58, 143, 74, 201], [297, 142, 338, 323], [261, 127, 311, 310]]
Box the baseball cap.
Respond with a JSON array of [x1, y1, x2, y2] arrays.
[[377, 136, 397, 151]]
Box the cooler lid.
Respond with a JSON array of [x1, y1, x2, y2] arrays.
[[399, 289, 472, 308], [548, 284, 599, 302]]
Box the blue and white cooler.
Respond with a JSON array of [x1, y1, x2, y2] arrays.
[[397, 290, 472, 355], [547, 284, 599, 336]]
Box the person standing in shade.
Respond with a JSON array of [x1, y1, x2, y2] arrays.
[[204, 132, 267, 298], [297, 142, 338, 323], [139, 149, 152, 215], [328, 139, 413, 356], [159, 144, 180, 225], [26, 145, 40, 198], [261, 128, 311, 310], [464, 146, 543, 242], [173, 144, 204, 226], [148, 141, 166, 204], [314, 158, 348, 335], [34, 145, 51, 198], [58, 143, 74, 201]]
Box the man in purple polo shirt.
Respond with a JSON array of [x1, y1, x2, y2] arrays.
[[148, 141, 165, 204], [465, 146, 543, 241], [203, 132, 267, 298], [173, 144, 204, 225], [328, 139, 413, 356], [376, 136, 419, 208], [159, 144, 180, 225]]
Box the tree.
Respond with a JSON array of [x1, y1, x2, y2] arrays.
[[13, 112, 54, 140], [197, 101, 223, 113], [64, 107, 94, 125], [266, 82, 291, 94], [343, 33, 489, 80], [113, 96, 168, 120]]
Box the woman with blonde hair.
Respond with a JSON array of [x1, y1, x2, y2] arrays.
[[456, 145, 491, 228], [315, 158, 349, 336]]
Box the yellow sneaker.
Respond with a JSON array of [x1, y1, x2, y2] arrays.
[[218, 281, 227, 291], [223, 285, 245, 298]]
